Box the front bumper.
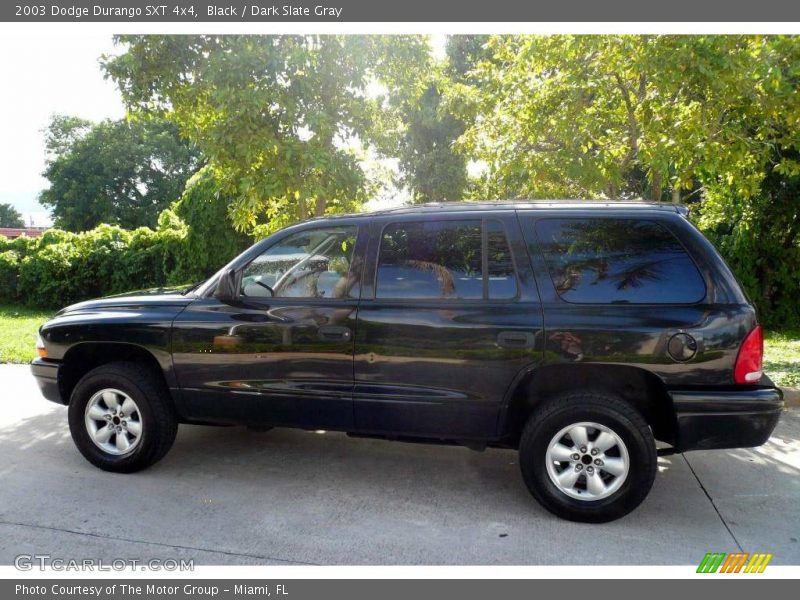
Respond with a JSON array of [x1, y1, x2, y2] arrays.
[[670, 384, 784, 452], [31, 358, 65, 405]]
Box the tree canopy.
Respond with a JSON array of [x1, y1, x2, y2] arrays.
[[39, 115, 201, 231], [103, 35, 429, 234], [0, 203, 24, 228], [384, 36, 490, 204], [454, 35, 800, 203]]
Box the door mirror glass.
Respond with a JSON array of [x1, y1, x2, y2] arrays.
[[212, 267, 241, 303]]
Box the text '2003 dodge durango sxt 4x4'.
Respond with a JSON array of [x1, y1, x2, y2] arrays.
[[31, 201, 784, 522]]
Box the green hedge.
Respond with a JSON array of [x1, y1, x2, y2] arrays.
[[0, 168, 251, 310], [0, 220, 181, 308]]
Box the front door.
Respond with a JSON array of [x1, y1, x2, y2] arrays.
[[172, 223, 364, 430], [353, 213, 544, 440]]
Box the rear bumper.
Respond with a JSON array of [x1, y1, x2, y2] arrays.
[[670, 384, 784, 452], [31, 358, 65, 405]]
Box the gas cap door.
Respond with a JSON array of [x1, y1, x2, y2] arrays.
[[668, 332, 698, 362]]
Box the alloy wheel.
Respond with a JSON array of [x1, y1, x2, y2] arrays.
[[545, 421, 630, 501], [84, 388, 143, 456]]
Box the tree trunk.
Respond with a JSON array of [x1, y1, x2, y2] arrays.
[[672, 188, 681, 203], [315, 197, 326, 217], [651, 172, 662, 202]]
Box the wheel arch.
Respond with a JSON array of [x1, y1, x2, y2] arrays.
[[58, 342, 173, 408], [499, 363, 677, 448]]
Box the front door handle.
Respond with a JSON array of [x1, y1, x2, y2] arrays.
[[497, 331, 535, 348], [318, 325, 352, 341]]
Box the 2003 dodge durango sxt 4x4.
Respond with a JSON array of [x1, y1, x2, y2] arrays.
[[31, 201, 784, 522]]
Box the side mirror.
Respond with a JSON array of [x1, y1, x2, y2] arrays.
[[213, 267, 241, 303]]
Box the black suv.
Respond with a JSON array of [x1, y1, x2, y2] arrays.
[[31, 201, 783, 522]]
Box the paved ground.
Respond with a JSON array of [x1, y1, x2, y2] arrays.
[[1, 364, 798, 565]]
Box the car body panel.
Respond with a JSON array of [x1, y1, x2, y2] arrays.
[[517, 209, 756, 387], [170, 297, 357, 429], [671, 381, 783, 450], [351, 211, 544, 439], [38, 295, 191, 392]]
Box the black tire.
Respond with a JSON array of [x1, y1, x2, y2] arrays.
[[67, 362, 178, 473], [519, 391, 657, 523]]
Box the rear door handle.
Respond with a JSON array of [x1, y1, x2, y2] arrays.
[[497, 331, 535, 348], [318, 325, 352, 341]]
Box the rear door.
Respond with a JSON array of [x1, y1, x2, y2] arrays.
[[352, 211, 544, 440]]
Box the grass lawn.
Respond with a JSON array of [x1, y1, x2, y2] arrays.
[[0, 304, 798, 389], [763, 329, 800, 389], [0, 305, 53, 364]]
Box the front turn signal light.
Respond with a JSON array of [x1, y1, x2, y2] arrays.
[[36, 333, 48, 359]]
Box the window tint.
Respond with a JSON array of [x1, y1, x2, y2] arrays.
[[487, 220, 517, 299], [376, 219, 518, 300], [535, 218, 705, 304], [241, 226, 359, 299]]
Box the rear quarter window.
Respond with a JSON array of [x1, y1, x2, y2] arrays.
[[535, 218, 706, 304]]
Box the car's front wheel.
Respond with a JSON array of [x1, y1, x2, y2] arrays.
[[68, 362, 178, 473], [519, 392, 657, 523]]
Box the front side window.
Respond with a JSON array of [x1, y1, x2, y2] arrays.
[[241, 226, 359, 299], [535, 218, 706, 304], [376, 219, 518, 300]]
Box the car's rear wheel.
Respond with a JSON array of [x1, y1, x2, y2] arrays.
[[519, 392, 657, 523], [68, 362, 178, 473]]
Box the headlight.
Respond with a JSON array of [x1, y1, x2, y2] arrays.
[[36, 332, 48, 359]]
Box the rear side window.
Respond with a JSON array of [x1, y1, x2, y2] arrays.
[[535, 218, 705, 304], [377, 219, 518, 300], [486, 220, 517, 299]]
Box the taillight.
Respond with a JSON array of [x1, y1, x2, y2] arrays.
[[734, 325, 763, 384]]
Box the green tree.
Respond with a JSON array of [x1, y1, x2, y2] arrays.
[[39, 115, 201, 231], [452, 35, 800, 325], [375, 35, 489, 204], [103, 35, 429, 234], [395, 83, 468, 203], [456, 35, 800, 202], [165, 166, 252, 283], [446, 35, 490, 80], [702, 145, 800, 327], [0, 203, 24, 228]]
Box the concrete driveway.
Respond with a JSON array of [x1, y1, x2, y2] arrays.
[[1, 364, 798, 565]]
